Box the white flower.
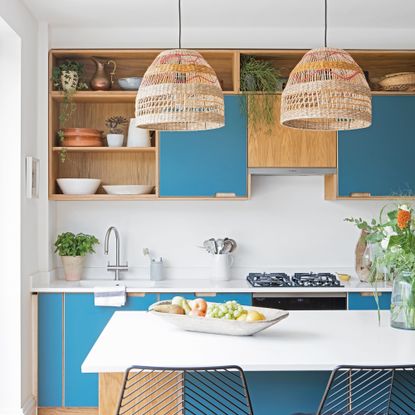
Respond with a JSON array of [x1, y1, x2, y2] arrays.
[[384, 226, 397, 237], [399, 204, 410, 211], [381, 237, 390, 250]]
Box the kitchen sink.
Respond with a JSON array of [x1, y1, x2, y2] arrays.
[[79, 280, 156, 288]]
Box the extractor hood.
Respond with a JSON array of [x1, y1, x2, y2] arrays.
[[249, 168, 337, 176]]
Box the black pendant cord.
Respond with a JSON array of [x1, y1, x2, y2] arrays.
[[324, 0, 328, 47], [178, 0, 182, 49]]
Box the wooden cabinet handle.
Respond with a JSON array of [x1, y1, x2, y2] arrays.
[[360, 292, 382, 297], [350, 192, 372, 197], [195, 292, 217, 297]]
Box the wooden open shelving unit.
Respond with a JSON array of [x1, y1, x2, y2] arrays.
[[49, 49, 415, 201]]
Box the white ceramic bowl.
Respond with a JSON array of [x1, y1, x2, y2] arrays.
[[103, 185, 154, 195], [117, 77, 143, 90], [57, 178, 101, 195], [149, 301, 289, 336]]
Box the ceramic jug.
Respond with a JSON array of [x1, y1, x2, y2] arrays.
[[211, 253, 234, 281], [127, 118, 151, 147], [90, 57, 117, 91]]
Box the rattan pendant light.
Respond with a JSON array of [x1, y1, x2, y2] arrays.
[[281, 0, 372, 131], [135, 0, 224, 131]]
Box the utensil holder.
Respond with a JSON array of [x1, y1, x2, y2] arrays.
[[211, 253, 234, 281]]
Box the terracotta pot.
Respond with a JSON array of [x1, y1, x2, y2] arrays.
[[61, 70, 79, 92], [61, 128, 103, 147], [61, 256, 85, 281]]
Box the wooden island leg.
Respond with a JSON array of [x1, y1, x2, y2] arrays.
[[99, 373, 124, 415]]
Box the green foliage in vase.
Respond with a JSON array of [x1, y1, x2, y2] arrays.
[[240, 56, 281, 127], [54, 232, 99, 257], [52, 60, 88, 163]]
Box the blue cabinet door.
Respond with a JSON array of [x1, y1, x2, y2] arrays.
[[159, 292, 252, 306], [338, 96, 415, 197], [38, 293, 63, 407], [64, 293, 157, 407], [159, 95, 247, 197], [348, 292, 392, 310]]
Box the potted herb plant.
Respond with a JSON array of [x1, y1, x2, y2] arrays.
[[105, 116, 128, 147], [55, 232, 99, 281], [240, 56, 281, 128], [52, 60, 88, 162], [347, 204, 415, 329]]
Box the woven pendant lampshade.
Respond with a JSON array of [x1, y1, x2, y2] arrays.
[[281, 47, 372, 131], [135, 49, 224, 131]]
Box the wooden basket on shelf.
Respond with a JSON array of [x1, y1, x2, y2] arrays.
[[378, 72, 415, 91]]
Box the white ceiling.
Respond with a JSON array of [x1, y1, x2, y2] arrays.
[[22, 0, 415, 29]]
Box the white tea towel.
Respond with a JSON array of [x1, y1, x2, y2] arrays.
[[94, 285, 126, 307]]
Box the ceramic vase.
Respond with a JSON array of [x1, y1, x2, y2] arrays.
[[127, 118, 150, 147], [61, 70, 78, 92], [107, 133, 124, 147], [61, 256, 85, 281]]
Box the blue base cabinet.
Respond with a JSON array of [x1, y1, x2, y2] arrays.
[[38, 293, 157, 408], [64, 293, 157, 407], [159, 95, 248, 197], [246, 371, 330, 415], [38, 293, 63, 407], [338, 96, 415, 197], [159, 292, 252, 306], [348, 292, 392, 310]]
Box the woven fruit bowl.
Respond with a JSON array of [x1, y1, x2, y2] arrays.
[[149, 300, 289, 336], [378, 72, 415, 91]]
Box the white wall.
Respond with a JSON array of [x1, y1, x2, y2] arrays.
[[0, 1, 39, 414], [48, 26, 404, 280], [55, 177, 391, 278]]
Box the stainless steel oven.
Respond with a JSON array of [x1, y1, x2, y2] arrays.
[[252, 292, 347, 310]]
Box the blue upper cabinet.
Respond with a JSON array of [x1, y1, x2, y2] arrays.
[[64, 293, 157, 407], [338, 96, 415, 197], [159, 95, 247, 197]]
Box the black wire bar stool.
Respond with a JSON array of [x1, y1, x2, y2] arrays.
[[115, 365, 254, 415]]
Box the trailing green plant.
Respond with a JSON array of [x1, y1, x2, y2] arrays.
[[54, 232, 99, 257], [105, 116, 128, 134], [52, 60, 88, 162], [240, 56, 281, 127]]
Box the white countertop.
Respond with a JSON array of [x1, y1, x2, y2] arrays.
[[32, 274, 392, 293], [82, 310, 414, 373]]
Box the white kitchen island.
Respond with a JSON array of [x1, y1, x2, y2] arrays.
[[82, 310, 415, 415]]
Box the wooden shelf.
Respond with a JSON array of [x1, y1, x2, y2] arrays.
[[50, 194, 158, 201], [52, 146, 156, 153]]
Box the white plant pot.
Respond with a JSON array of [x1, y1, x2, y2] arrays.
[[127, 118, 150, 147], [61, 256, 85, 281], [107, 133, 124, 147], [61, 70, 78, 92]]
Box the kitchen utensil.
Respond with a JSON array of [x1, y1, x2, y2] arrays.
[[60, 128, 103, 147], [211, 253, 234, 281], [118, 77, 143, 90], [149, 300, 289, 336], [216, 238, 225, 254], [90, 57, 117, 91], [150, 257, 164, 281], [224, 238, 237, 253], [203, 239, 217, 255], [127, 118, 151, 147], [103, 185, 154, 195], [57, 178, 101, 195]]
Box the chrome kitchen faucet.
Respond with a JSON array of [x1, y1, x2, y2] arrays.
[[104, 226, 128, 281]]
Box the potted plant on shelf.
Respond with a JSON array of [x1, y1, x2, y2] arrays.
[[240, 56, 282, 128], [346, 204, 415, 329], [52, 60, 88, 162], [54, 232, 99, 281], [105, 116, 128, 147]]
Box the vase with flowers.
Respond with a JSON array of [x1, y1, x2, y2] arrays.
[[346, 204, 415, 330]]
